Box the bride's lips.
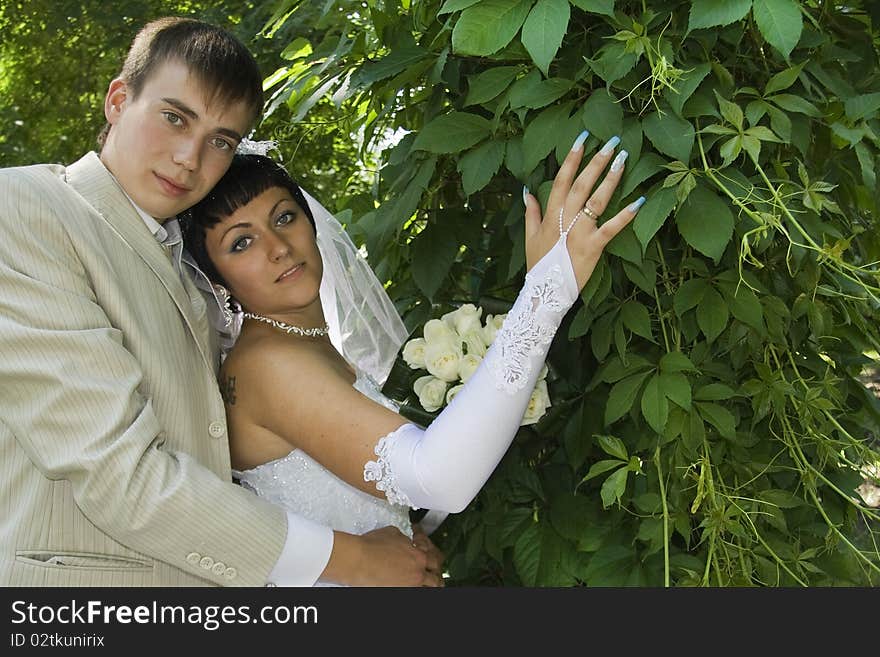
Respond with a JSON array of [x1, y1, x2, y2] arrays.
[[154, 172, 191, 197], [276, 263, 305, 283]]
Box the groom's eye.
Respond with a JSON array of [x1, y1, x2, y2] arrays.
[[162, 111, 183, 126]]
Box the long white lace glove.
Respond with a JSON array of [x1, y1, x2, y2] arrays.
[[364, 235, 579, 512]]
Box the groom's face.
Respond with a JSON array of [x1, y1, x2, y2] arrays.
[[100, 59, 254, 220]]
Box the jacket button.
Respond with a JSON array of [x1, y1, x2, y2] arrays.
[[211, 561, 226, 575], [208, 422, 225, 438], [186, 552, 200, 565], [199, 556, 214, 570], [224, 567, 237, 580]]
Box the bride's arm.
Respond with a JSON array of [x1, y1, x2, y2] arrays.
[[232, 136, 644, 512]]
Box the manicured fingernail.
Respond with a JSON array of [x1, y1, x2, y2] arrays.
[[571, 130, 589, 152], [523, 186, 529, 205], [600, 135, 620, 155], [610, 150, 628, 172], [629, 196, 646, 212]]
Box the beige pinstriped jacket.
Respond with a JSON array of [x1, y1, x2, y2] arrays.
[[0, 153, 287, 586]]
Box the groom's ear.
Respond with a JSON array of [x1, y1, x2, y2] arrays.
[[104, 78, 128, 124]]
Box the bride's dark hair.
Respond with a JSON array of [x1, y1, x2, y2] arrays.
[[182, 154, 316, 287]]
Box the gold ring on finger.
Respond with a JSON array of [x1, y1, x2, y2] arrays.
[[582, 204, 599, 221]]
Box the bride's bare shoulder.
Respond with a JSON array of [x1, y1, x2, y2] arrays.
[[221, 332, 349, 391]]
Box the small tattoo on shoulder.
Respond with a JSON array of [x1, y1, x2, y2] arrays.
[[220, 375, 237, 405]]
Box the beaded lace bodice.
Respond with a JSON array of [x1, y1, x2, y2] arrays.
[[234, 371, 412, 547]]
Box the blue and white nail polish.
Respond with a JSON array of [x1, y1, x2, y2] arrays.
[[628, 196, 646, 212], [523, 186, 530, 205], [610, 150, 629, 172], [600, 135, 621, 155], [571, 130, 590, 152]]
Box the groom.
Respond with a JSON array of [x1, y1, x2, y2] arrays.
[[0, 17, 441, 587]]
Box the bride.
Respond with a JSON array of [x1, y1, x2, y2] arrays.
[[181, 134, 644, 585]]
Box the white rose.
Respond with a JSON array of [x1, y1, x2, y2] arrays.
[[461, 330, 487, 357], [446, 384, 465, 405], [539, 363, 549, 380], [414, 375, 448, 412], [443, 304, 483, 336], [458, 353, 482, 382], [521, 380, 551, 426], [424, 318, 458, 345], [482, 313, 506, 345], [402, 338, 427, 369], [424, 340, 462, 382]]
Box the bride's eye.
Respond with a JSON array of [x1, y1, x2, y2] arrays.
[[230, 236, 253, 252], [276, 211, 296, 227]]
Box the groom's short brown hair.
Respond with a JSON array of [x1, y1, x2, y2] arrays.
[[97, 17, 263, 147]]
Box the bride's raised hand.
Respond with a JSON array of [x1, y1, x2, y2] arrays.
[[523, 132, 646, 290]]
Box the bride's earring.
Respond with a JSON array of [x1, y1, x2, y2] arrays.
[[213, 284, 236, 328]]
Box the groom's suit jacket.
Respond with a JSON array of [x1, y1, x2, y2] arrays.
[[0, 152, 287, 586]]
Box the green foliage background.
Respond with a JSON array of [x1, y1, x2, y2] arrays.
[[4, 0, 880, 585], [267, 0, 880, 586]]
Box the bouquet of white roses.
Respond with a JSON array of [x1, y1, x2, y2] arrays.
[[401, 304, 550, 426]]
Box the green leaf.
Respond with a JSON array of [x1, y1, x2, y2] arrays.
[[464, 66, 520, 106], [752, 0, 803, 59], [509, 71, 573, 109], [354, 45, 428, 86], [661, 371, 692, 411], [596, 434, 628, 460], [498, 507, 535, 546], [844, 92, 880, 123], [688, 0, 752, 32], [412, 111, 493, 153], [696, 401, 737, 439], [410, 219, 460, 300], [769, 93, 822, 117], [569, 0, 615, 16], [522, 102, 575, 173], [673, 278, 709, 316], [621, 301, 655, 342], [580, 545, 636, 585], [715, 91, 744, 130], [694, 383, 737, 401], [631, 185, 675, 251], [641, 374, 669, 433], [581, 88, 624, 142], [600, 466, 629, 508], [521, 0, 570, 76], [513, 522, 574, 586], [696, 287, 728, 342], [719, 282, 765, 333], [764, 63, 803, 95], [605, 371, 650, 425], [605, 224, 643, 265], [439, 0, 482, 13], [585, 42, 639, 85], [643, 110, 695, 163], [675, 184, 734, 263], [620, 152, 665, 199], [666, 63, 711, 117], [452, 0, 533, 56], [458, 140, 506, 196], [582, 458, 627, 482], [660, 351, 697, 373]]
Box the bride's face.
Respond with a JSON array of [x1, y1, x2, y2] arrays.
[[204, 185, 323, 317]]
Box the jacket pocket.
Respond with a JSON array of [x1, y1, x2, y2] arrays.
[[16, 550, 152, 571]]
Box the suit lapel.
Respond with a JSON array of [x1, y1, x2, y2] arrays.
[[64, 152, 214, 370]]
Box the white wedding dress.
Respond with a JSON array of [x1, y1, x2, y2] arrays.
[[234, 371, 413, 585]]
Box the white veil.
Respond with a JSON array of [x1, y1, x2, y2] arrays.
[[307, 189, 409, 385]]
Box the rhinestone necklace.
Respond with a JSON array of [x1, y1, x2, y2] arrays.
[[243, 312, 330, 338]]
